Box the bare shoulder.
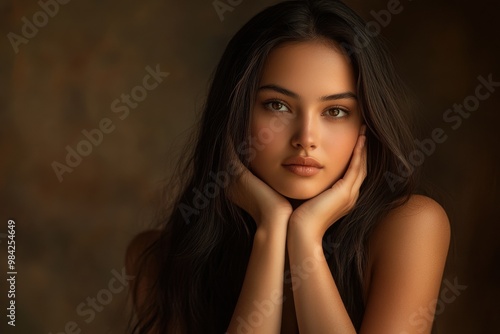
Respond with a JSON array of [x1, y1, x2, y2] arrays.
[[367, 194, 451, 273], [361, 195, 452, 332], [364, 194, 451, 289], [383, 194, 448, 221]]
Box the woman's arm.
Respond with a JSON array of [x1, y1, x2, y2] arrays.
[[359, 195, 451, 334], [287, 224, 356, 333], [287, 195, 450, 334], [226, 141, 294, 333], [226, 218, 288, 334], [284, 128, 367, 333]]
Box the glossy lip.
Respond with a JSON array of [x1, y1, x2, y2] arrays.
[[282, 156, 323, 176]]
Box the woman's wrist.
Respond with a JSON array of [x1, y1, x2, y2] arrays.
[[255, 215, 289, 238], [287, 219, 324, 246], [253, 203, 292, 229]]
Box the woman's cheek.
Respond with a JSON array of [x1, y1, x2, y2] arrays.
[[328, 135, 357, 171]]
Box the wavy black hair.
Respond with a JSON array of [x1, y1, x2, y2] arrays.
[[128, 0, 422, 333]]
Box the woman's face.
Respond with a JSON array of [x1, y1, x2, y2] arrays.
[[249, 40, 364, 200]]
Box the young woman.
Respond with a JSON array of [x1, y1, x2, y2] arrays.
[[125, 1, 451, 333]]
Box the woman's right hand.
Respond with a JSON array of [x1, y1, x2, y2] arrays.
[[226, 142, 292, 228], [225, 142, 290, 334]]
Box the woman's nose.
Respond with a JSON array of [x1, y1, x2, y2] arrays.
[[290, 114, 317, 150]]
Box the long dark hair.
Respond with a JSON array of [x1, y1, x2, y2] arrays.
[[128, 0, 420, 332]]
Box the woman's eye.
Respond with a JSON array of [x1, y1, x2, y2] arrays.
[[325, 108, 348, 118], [264, 101, 289, 112]]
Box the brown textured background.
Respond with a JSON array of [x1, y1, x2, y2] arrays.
[[1, 0, 498, 333]]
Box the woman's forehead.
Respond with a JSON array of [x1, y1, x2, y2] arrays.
[[258, 40, 356, 99]]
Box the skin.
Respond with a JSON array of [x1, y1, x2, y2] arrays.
[[227, 40, 367, 334], [248, 39, 363, 202], [126, 40, 451, 334], [225, 40, 450, 334]]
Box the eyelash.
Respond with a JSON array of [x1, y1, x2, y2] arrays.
[[262, 98, 350, 119]]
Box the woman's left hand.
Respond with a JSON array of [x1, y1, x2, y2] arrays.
[[289, 125, 367, 241]]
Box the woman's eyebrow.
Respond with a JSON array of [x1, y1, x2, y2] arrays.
[[258, 84, 358, 101]]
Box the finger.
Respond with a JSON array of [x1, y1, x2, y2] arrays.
[[339, 132, 366, 188], [360, 124, 367, 135], [354, 125, 368, 181], [352, 139, 367, 192]]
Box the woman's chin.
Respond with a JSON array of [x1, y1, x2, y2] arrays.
[[267, 180, 325, 201], [278, 189, 320, 201]]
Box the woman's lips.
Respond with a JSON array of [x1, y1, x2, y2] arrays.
[[283, 164, 322, 176], [282, 156, 323, 176]]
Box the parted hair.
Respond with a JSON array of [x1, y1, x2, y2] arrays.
[[128, 1, 420, 333]]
